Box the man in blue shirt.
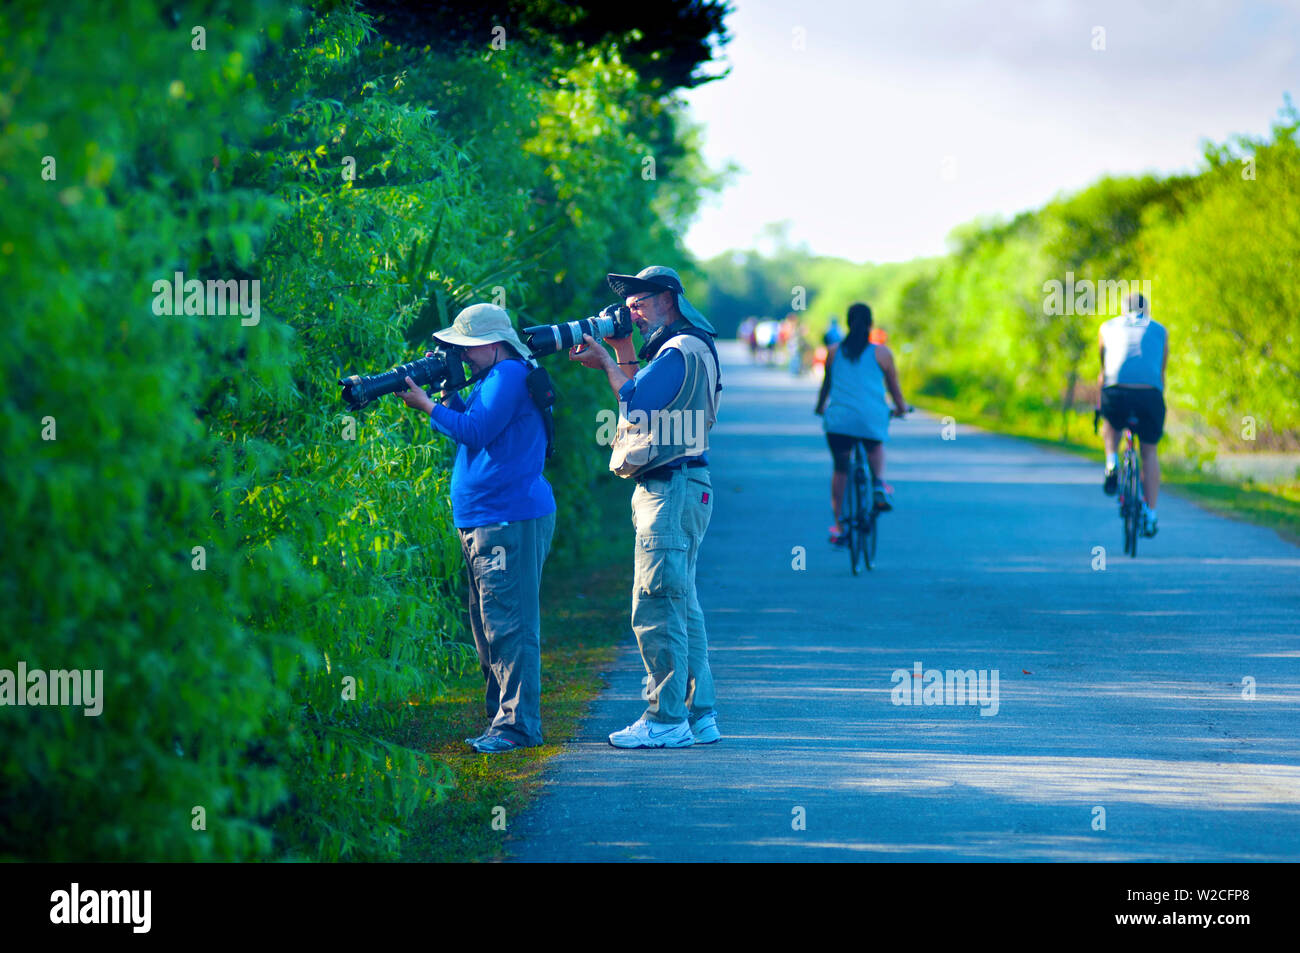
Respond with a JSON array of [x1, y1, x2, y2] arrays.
[[398, 303, 556, 753], [569, 265, 723, 749]]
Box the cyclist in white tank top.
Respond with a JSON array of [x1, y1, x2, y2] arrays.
[[1097, 292, 1169, 536], [815, 303, 908, 544]]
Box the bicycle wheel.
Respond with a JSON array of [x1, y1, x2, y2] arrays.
[[847, 448, 865, 575], [1133, 459, 1145, 556], [1122, 455, 1139, 557], [862, 465, 877, 570]]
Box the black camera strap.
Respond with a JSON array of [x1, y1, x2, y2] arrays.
[[639, 324, 723, 396], [436, 363, 487, 398]]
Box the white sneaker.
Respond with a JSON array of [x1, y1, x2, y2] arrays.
[[689, 711, 721, 744], [1142, 505, 1159, 537], [608, 716, 694, 749]]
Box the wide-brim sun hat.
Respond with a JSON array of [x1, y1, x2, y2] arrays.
[[432, 303, 534, 359], [606, 265, 716, 335]]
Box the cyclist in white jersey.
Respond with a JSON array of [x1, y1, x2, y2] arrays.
[[1098, 292, 1168, 537], [815, 303, 907, 544]]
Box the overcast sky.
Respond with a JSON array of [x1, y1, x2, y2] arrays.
[[681, 0, 1299, 263]]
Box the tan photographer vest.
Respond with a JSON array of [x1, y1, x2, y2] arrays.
[[609, 333, 720, 479]]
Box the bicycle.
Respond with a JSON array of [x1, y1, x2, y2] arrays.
[[1096, 409, 1144, 557], [843, 437, 878, 575], [841, 406, 911, 574]]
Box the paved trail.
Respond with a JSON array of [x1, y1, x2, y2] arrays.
[[514, 342, 1300, 861]]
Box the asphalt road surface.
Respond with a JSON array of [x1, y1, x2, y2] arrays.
[[512, 342, 1300, 862]]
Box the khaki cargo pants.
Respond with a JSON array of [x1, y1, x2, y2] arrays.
[[630, 466, 716, 724]]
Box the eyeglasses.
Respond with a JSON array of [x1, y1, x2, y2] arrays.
[[627, 291, 663, 310]]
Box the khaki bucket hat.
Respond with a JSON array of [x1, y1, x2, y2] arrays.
[[432, 303, 534, 359]]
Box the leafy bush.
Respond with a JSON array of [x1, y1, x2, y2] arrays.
[[1, 0, 302, 861], [1141, 106, 1300, 451], [2, 0, 725, 860]]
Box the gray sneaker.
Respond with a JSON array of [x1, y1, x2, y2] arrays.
[[689, 711, 721, 744], [471, 733, 524, 754]]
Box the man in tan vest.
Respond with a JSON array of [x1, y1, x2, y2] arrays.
[[569, 266, 723, 748]]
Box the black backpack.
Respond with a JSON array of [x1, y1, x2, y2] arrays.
[[523, 361, 557, 460]]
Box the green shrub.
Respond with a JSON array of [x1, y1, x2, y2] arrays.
[[1141, 106, 1300, 449], [1, 0, 303, 861], [2, 0, 725, 861]]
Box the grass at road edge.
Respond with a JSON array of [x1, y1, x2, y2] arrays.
[[396, 474, 633, 862], [915, 393, 1300, 545]]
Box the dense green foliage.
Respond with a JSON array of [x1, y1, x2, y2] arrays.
[[1142, 121, 1300, 451], [704, 102, 1300, 456], [2, 0, 724, 860], [363, 0, 733, 93], [3, 0, 304, 863]]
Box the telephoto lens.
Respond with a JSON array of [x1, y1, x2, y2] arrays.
[[339, 345, 466, 411], [523, 304, 633, 357]]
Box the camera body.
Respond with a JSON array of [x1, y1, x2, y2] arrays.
[[524, 304, 633, 357], [339, 344, 466, 411]]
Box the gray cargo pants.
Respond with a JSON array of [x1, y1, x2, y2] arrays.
[[630, 466, 716, 724], [458, 511, 555, 746]]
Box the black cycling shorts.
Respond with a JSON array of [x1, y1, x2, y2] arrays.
[[826, 432, 881, 474], [1100, 386, 1166, 444]]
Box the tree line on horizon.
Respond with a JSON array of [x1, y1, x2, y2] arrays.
[[701, 100, 1300, 457]]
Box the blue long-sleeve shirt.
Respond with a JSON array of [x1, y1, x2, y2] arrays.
[[618, 345, 707, 466], [428, 359, 555, 528]]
